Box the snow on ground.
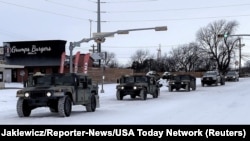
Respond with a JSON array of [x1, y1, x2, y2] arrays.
[[0, 77, 250, 125]]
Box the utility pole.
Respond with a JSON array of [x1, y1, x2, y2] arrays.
[[238, 38, 245, 76], [157, 44, 161, 60], [239, 38, 241, 75], [97, 0, 101, 67], [90, 44, 97, 53], [89, 19, 93, 38]]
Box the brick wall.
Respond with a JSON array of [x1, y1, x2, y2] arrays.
[[87, 68, 204, 84], [87, 67, 134, 84]]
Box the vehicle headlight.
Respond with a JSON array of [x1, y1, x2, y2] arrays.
[[117, 86, 124, 90], [24, 92, 30, 97], [46, 92, 52, 97], [133, 86, 137, 90]]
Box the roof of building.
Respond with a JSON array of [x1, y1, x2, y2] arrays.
[[0, 64, 24, 68]]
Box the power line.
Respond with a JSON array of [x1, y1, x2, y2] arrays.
[[1, 1, 248, 24], [106, 3, 250, 13], [107, 14, 250, 23], [45, 0, 95, 13], [88, 0, 157, 3], [0, 0, 89, 21]]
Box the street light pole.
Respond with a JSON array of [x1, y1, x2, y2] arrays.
[[238, 38, 242, 75], [68, 26, 167, 73]]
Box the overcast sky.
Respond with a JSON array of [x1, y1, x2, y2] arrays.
[[1, 0, 250, 65]]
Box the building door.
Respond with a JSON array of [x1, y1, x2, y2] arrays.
[[4, 69, 11, 82], [12, 69, 17, 82]]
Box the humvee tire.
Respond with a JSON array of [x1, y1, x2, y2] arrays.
[[58, 95, 72, 117], [116, 91, 123, 100], [140, 89, 147, 100], [17, 98, 31, 117], [86, 94, 97, 112], [153, 89, 159, 98], [186, 83, 190, 91]]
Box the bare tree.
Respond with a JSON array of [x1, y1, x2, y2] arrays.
[[168, 43, 200, 72], [169, 47, 185, 71], [109, 60, 119, 68], [103, 51, 118, 67], [130, 49, 151, 72], [131, 49, 150, 64], [196, 19, 239, 74], [245, 61, 250, 67]]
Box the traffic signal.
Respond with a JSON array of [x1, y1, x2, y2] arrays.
[[217, 34, 224, 38], [217, 34, 228, 38]]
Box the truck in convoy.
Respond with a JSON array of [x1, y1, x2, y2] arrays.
[[16, 72, 99, 117]]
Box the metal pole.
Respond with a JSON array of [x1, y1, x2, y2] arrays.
[[100, 60, 104, 93], [97, 0, 101, 67], [89, 19, 92, 38], [69, 42, 73, 73], [239, 38, 241, 76]]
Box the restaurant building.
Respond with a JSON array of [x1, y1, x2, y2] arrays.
[[2, 40, 67, 82]]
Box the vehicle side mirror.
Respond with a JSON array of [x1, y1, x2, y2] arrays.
[[117, 79, 120, 83]]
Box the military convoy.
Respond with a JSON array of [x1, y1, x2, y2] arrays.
[[16, 72, 99, 117], [15, 69, 231, 117], [116, 74, 161, 100]]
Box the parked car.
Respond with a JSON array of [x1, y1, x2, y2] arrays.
[[225, 70, 239, 81]]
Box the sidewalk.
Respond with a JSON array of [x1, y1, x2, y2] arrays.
[[2, 82, 23, 89]]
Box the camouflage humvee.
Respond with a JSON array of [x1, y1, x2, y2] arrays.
[[16, 73, 99, 117], [168, 74, 196, 92], [116, 74, 161, 100]]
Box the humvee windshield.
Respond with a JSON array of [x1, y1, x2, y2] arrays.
[[172, 75, 191, 81], [135, 76, 147, 83], [122, 76, 147, 83], [54, 75, 75, 86], [35, 75, 52, 86], [34, 74, 75, 86]]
